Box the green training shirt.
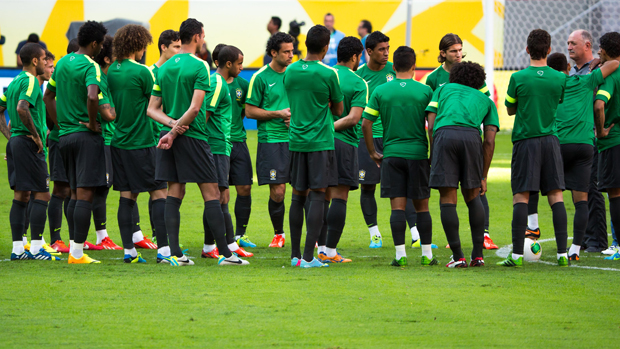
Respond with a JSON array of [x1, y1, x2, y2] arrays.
[[151, 53, 210, 142], [356, 62, 395, 137], [205, 72, 232, 156], [246, 64, 289, 143], [108, 59, 156, 149], [595, 69, 620, 152], [425, 64, 491, 96], [505, 66, 566, 143], [149, 64, 163, 142], [47, 53, 102, 136], [284, 60, 344, 152], [333, 65, 368, 147], [363, 78, 432, 160], [425, 83, 499, 136], [96, 72, 115, 146], [228, 76, 249, 143]]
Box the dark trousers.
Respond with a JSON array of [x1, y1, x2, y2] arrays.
[[585, 145, 608, 250]]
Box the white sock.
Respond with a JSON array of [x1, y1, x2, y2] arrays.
[[203, 244, 216, 253], [512, 253, 523, 260], [12, 241, 24, 255], [95, 229, 108, 244], [395, 244, 406, 259], [410, 226, 420, 241], [277, 233, 285, 238], [557, 252, 568, 260], [30, 240, 43, 254], [318, 245, 326, 254], [326, 247, 337, 258], [369, 225, 381, 238], [41, 236, 46, 245], [228, 242, 239, 251], [226, 254, 240, 261], [235, 235, 241, 240], [132, 231, 144, 243], [22, 236, 28, 245], [421, 244, 433, 259], [124, 248, 137, 258], [69, 240, 74, 254], [484, 232, 490, 238], [527, 214, 539, 230], [72, 243, 84, 259], [568, 244, 580, 256], [158, 246, 171, 256]]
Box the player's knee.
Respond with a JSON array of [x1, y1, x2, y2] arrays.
[[270, 184, 286, 202], [235, 185, 251, 196]]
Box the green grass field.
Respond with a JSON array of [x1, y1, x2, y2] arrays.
[[1, 131, 618, 347]]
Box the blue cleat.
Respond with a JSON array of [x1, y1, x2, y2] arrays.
[[604, 252, 620, 261], [124, 252, 147, 264], [11, 251, 33, 260], [369, 235, 383, 248], [237, 235, 257, 248], [31, 250, 60, 261], [411, 239, 438, 249], [157, 254, 180, 266], [300, 257, 329, 268], [291, 257, 300, 267]]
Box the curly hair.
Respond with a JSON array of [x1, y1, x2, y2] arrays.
[[113, 24, 152, 60], [438, 33, 465, 63], [449, 61, 486, 90], [547, 52, 568, 73], [337, 36, 363, 63], [600, 32, 620, 58], [527, 29, 551, 60], [77, 20, 107, 47], [266, 32, 294, 57], [44, 49, 55, 62], [95, 35, 113, 67]]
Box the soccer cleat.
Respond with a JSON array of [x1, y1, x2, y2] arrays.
[[568, 254, 580, 261], [10, 251, 33, 260], [390, 256, 407, 267], [68, 253, 101, 264], [217, 255, 249, 266], [318, 252, 352, 263], [525, 227, 541, 240], [24, 243, 30, 251], [445, 244, 450, 248], [446, 257, 468, 268], [411, 239, 438, 249], [421, 256, 439, 266], [232, 248, 254, 257], [134, 236, 157, 249], [96, 237, 122, 250], [237, 235, 257, 248], [300, 257, 329, 268], [602, 245, 619, 255], [40, 243, 62, 256], [51, 240, 70, 253], [176, 255, 194, 266], [157, 254, 180, 266], [291, 257, 301, 267], [369, 235, 383, 248], [497, 255, 523, 267], [558, 256, 570, 267], [604, 252, 620, 261], [83, 241, 103, 250], [124, 252, 146, 264], [201, 248, 219, 259], [483, 236, 499, 250], [31, 249, 60, 261], [469, 257, 485, 267], [269, 235, 285, 248]]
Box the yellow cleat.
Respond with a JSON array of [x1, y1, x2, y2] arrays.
[[318, 252, 352, 263], [68, 253, 101, 264], [42, 243, 62, 256], [24, 243, 31, 251]]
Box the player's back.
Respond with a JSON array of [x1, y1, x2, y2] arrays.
[[556, 70, 603, 145], [431, 83, 497, 135]]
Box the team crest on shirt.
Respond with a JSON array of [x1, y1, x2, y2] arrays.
[[537, 70, 544, 76], [302, 64, 308, 70], [235, 88, 243, 101], [400, 82, 406, 87], [270, 169, 277, 180], [46, 177, 50, 188], [359, 170, 366, 180], [106, 173, 110, 184], [386, 73, 394, 82]]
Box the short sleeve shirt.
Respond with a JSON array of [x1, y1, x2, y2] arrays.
[[246, 64, 289, 143], [333, 65, 368, 147], [204, 72, 232, 156], [356, 62, 396, 137], [228, 76, 250, 143], [96, 72, 115, 146], [149, 64, 162, 142], [595, 69, 620, 152], [424, 64, 491, 96]]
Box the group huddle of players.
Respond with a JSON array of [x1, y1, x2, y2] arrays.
[[3, 18, 620, 268]]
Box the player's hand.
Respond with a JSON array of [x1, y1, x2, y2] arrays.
[[80, 121, 102, 133], [157, 132, 175, 150], [480, 178, 488, 195], [172, 123, 189, 135], [590, 58, 601, 71], [28, 135, 44, 153], [598, 123, 615, 139], [370, 151, 383, 167], [280, 108, 291, 121]]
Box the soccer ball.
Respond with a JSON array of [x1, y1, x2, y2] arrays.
[[523, 238, 542, 262]]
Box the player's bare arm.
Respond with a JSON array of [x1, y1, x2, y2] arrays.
[[0, 105, 10, 140], [330, 100, 344, 117], [333, 106, 363, 131], [507, 106, 517, 116], [16, 99, 43, 153], [43, 88, 58, 128], [173, 89, 205, 135], [482, 125, 499, 194], [98, 103, 115, 122], [594, 99, 614, 138], [245, 104, 290, 122], [362, 118, 382, 166], [86, 84, 101, 133], [147, 96, 178, 127]]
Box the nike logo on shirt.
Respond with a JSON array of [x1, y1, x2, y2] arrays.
[[269, 83, 276, 87]]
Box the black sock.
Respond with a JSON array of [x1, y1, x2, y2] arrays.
[[235, 195, 252, 236], [326, 198, 347, 249], [204, 200, 232, 258], [10, 200, 27, 242], [165, 196, 183, 257], [133, 203, 141, 233], [417, 211, 432, 245], [303, 191, 326, 262], [48, 195, 63, 244], [23, 199, 33, 239], [481, 194, 490, 231], [29, 199, 48, 242], [268, 198, 285, 235], [151, 198, 168, 248], [441, 203, 463, 260], [67, 199, 76, 241], [405, 200, 417, 231], [289, 194, 306, 259], [148, 197, 154, 236], [317, 200, 330, 247], [73, 200, 92, 244], [552, 201, 568, 254], [390, 209, 407, 246], [360, 188, 378, 228], [118, 197, 136, 250], [610, 197, 620, 249], [221, 203, 235, 245], [203, 210, 215, 245], [466, 196, 485, 259], [92, 186, 109, 231], [512, 203, 528, 255], [528, 192, 539, 216], [63, 196, 70, 219], [571, 200, 588, 247]]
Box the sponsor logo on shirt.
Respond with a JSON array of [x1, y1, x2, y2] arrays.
[[537, 70, 544, 76], [175, 57, 180, 63], [302, 64, 308, 70], [269, 83, 276, 87], [439, 83, 446, 86], [116, 63, 121, 69], [270, 169, 277, 180], [400, 82, 406, 87]]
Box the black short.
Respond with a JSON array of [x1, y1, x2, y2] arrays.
[[59, 132, 107, 190], [256, 142, 290, 185], [213, 154, 230, 189], [511, 135, 564, 196], [155, 132, 218, 184], [289, 150, 338, 191], [104, 145, 113, 187], [430, 126, 483, 189], [48, 139, 67, 183], [7, 135, 49, 192], [334, 138, 359, 190], [229, 141, 253, 186], [358, 137, 383, 185], [560, 143, 593, 193], [598, 144, 620, 191], [112, 146, 166, 193], [380, 157, 430, 200]]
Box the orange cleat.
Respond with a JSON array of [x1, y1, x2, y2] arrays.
[[445, 244, 450, 249], [483, 236, 499, 250], [97, 237, 122, 250], [134, 236, 157, 249], [269, 235, 285, 248], [68, 253, 101, 264], [318, 252, 351, 263], [83, 241, 103, 250], [525, 227, 541, 240], [201, 248, 219, 259], [51, 240, 70, 253], [233, 247, 254, 257]]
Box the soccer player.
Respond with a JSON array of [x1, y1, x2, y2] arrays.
[[284, 24, 343, 268], [593, 32, 620, 261], [498, 29, 569, 267], [0, 43, 58, 261], [356, 31, 393, 248], [362, 46, 434, 267], [245, 32, 293, 248], [43, 21, 110, 264], [426, 61, 500, 268], [317, 36, 367, 263], [148, 18, 247, 266]]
